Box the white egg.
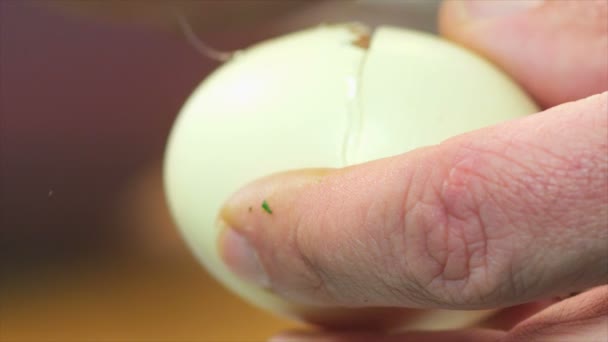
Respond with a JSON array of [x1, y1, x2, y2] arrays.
[[164, 24, 538, 330]]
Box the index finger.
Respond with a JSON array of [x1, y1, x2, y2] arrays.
[[439, 0, 608, 108]]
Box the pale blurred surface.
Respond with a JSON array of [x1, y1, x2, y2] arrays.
[[0, 1, 439, 341]]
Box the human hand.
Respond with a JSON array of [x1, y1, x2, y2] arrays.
[[215, 0, 608, 340]]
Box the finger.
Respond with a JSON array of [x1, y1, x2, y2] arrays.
[[504, 286, 608, 341], [439, 0, 608, 108], [478, 300, 557, 330], [219, 92, 608, 310], [269, 328, 504, 342]]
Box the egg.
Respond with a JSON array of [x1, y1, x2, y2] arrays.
[[164, 24, 538, 330]]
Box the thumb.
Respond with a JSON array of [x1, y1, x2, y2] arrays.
[[218, 93, 608, 310], [439, 0, 608, 108]]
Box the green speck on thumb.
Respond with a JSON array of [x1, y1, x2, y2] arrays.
[[261, 200, 272, 214]]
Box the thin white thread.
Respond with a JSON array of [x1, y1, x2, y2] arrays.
[[172, 9, 234, 62]]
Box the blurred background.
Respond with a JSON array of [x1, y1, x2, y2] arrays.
[[0, 1, 439, 341]]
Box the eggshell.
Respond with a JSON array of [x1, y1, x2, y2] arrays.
[[164, 24, 538, 330]]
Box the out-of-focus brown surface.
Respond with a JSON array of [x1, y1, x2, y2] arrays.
[[44, 0, 314, 33], [1, 257, 296, 342], [0, 1, 439, 340]]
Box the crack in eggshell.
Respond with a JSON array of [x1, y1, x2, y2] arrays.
[[341, 23, 373, 166], [348, 22, 372, 50]]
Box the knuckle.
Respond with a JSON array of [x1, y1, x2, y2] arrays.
[[400, 148, 520, 307]]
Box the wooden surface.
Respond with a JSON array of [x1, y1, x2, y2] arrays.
[[0, 256, 298, 342]]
